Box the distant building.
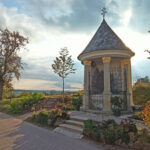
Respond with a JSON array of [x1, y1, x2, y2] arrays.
[[137, 76, 149, 83]]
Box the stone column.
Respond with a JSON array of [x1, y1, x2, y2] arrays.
[[82, 60, 91, 111], [102, 57, 112, 112], [127, 60, 134, 107], [121, 59, 133, 112]]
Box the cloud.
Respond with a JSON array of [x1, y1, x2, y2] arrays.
[[12, 79, 61, 90], [12, 0, 129, 33], [1, 0, 150, 91], [22, 57, 83, 82], [129, 0, 150, 33], [132, 59, 150, 81]]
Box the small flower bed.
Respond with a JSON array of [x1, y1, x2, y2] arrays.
[[31, 108, 69, 127], [56, 102, 74, 111], [83, 119, 150, 147]]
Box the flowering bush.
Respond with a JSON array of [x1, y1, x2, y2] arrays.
[[32, 108, 69, 127], [56, 102, 74, 111], [142, 101, 150, 126], [83, 119, 138, 144]]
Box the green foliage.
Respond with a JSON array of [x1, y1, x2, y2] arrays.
[[71, 96, 82, 111], [120, 119, 137, 144], [51, 47, 76, 102], [138, 129, 150, 143], [103, 127, 123, 144], [0, 28, 28, 100], [111, 96, 122, 116], [83, 119, 138, 144], [132, 112, 143, 121], [10, 99, 24, 114], [32, 108, 69, 127], [3, 88, 16, 99], [34, 109, 49, 125], [52, 47, 76, 79], [0, 99, 11, 113], [83, 120, 96, 137], [10, 92, 44, 114], [133, 83, 150, 106]]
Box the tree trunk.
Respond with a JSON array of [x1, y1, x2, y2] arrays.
[[0, 80, 3, 101], [62, 78, 64, 103]]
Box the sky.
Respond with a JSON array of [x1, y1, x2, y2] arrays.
[[0, 0, 150, 91]]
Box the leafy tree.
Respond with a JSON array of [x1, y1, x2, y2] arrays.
[[133, 82, 150, 106], [52, 47, 76, 102], [0, 29, 28, 100]]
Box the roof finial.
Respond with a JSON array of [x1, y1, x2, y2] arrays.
[[101, 7, 107, 19]]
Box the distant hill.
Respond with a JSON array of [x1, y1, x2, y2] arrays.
[[14, 89, 77, 96]]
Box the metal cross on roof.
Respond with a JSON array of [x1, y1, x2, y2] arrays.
[[101, 7, 107, 19]]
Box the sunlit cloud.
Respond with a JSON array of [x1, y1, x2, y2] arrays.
[[0, 0, 150, 90]]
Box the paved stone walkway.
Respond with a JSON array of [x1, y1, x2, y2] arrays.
[[0, 112, 103, 150]]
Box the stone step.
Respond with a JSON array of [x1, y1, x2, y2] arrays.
[[65, 120, 84, 128], [54, 127, 83, 139], [59, 124, 83, 134], [70, 115, 88, 122]]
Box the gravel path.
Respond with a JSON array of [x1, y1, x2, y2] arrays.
[[0, 112, 103, 150]]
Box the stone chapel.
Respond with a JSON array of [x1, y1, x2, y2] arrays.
[[78, 18, 135, 113]]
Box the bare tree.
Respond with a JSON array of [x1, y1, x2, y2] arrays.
[[0, 29, 28, 100], [52, 47, 76, 102]]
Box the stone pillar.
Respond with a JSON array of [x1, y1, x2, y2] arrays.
[[102, 57, 112, 112], [121, 59, 133, 112], [82, 60, 91, 111], [127, 60, 134, 107]]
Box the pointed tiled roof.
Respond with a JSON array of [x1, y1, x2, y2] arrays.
[[80, 19, 132, 54]]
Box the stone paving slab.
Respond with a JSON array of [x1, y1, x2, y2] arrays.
[[70, 111, 133, 124], [0, 112, 104, 150], [54, 127, 83, 139]]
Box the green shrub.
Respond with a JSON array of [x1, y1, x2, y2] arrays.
[[9, 92, 44, 114], [71, 96, 82, 111], [83, 119, 138, 144], [36, 109, 49, 125], [138, 129, 150, 143], [111, 96, 122, 116], [132, 112, 143, 121], [91, 125, 102, 141], [32, 108, 70, 127], [83, 120, 96, 137], [61, 111, 70, 120], [10, 99, 24, 114], [0, 99, 11, 113], [133, 83, 150, 106]]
